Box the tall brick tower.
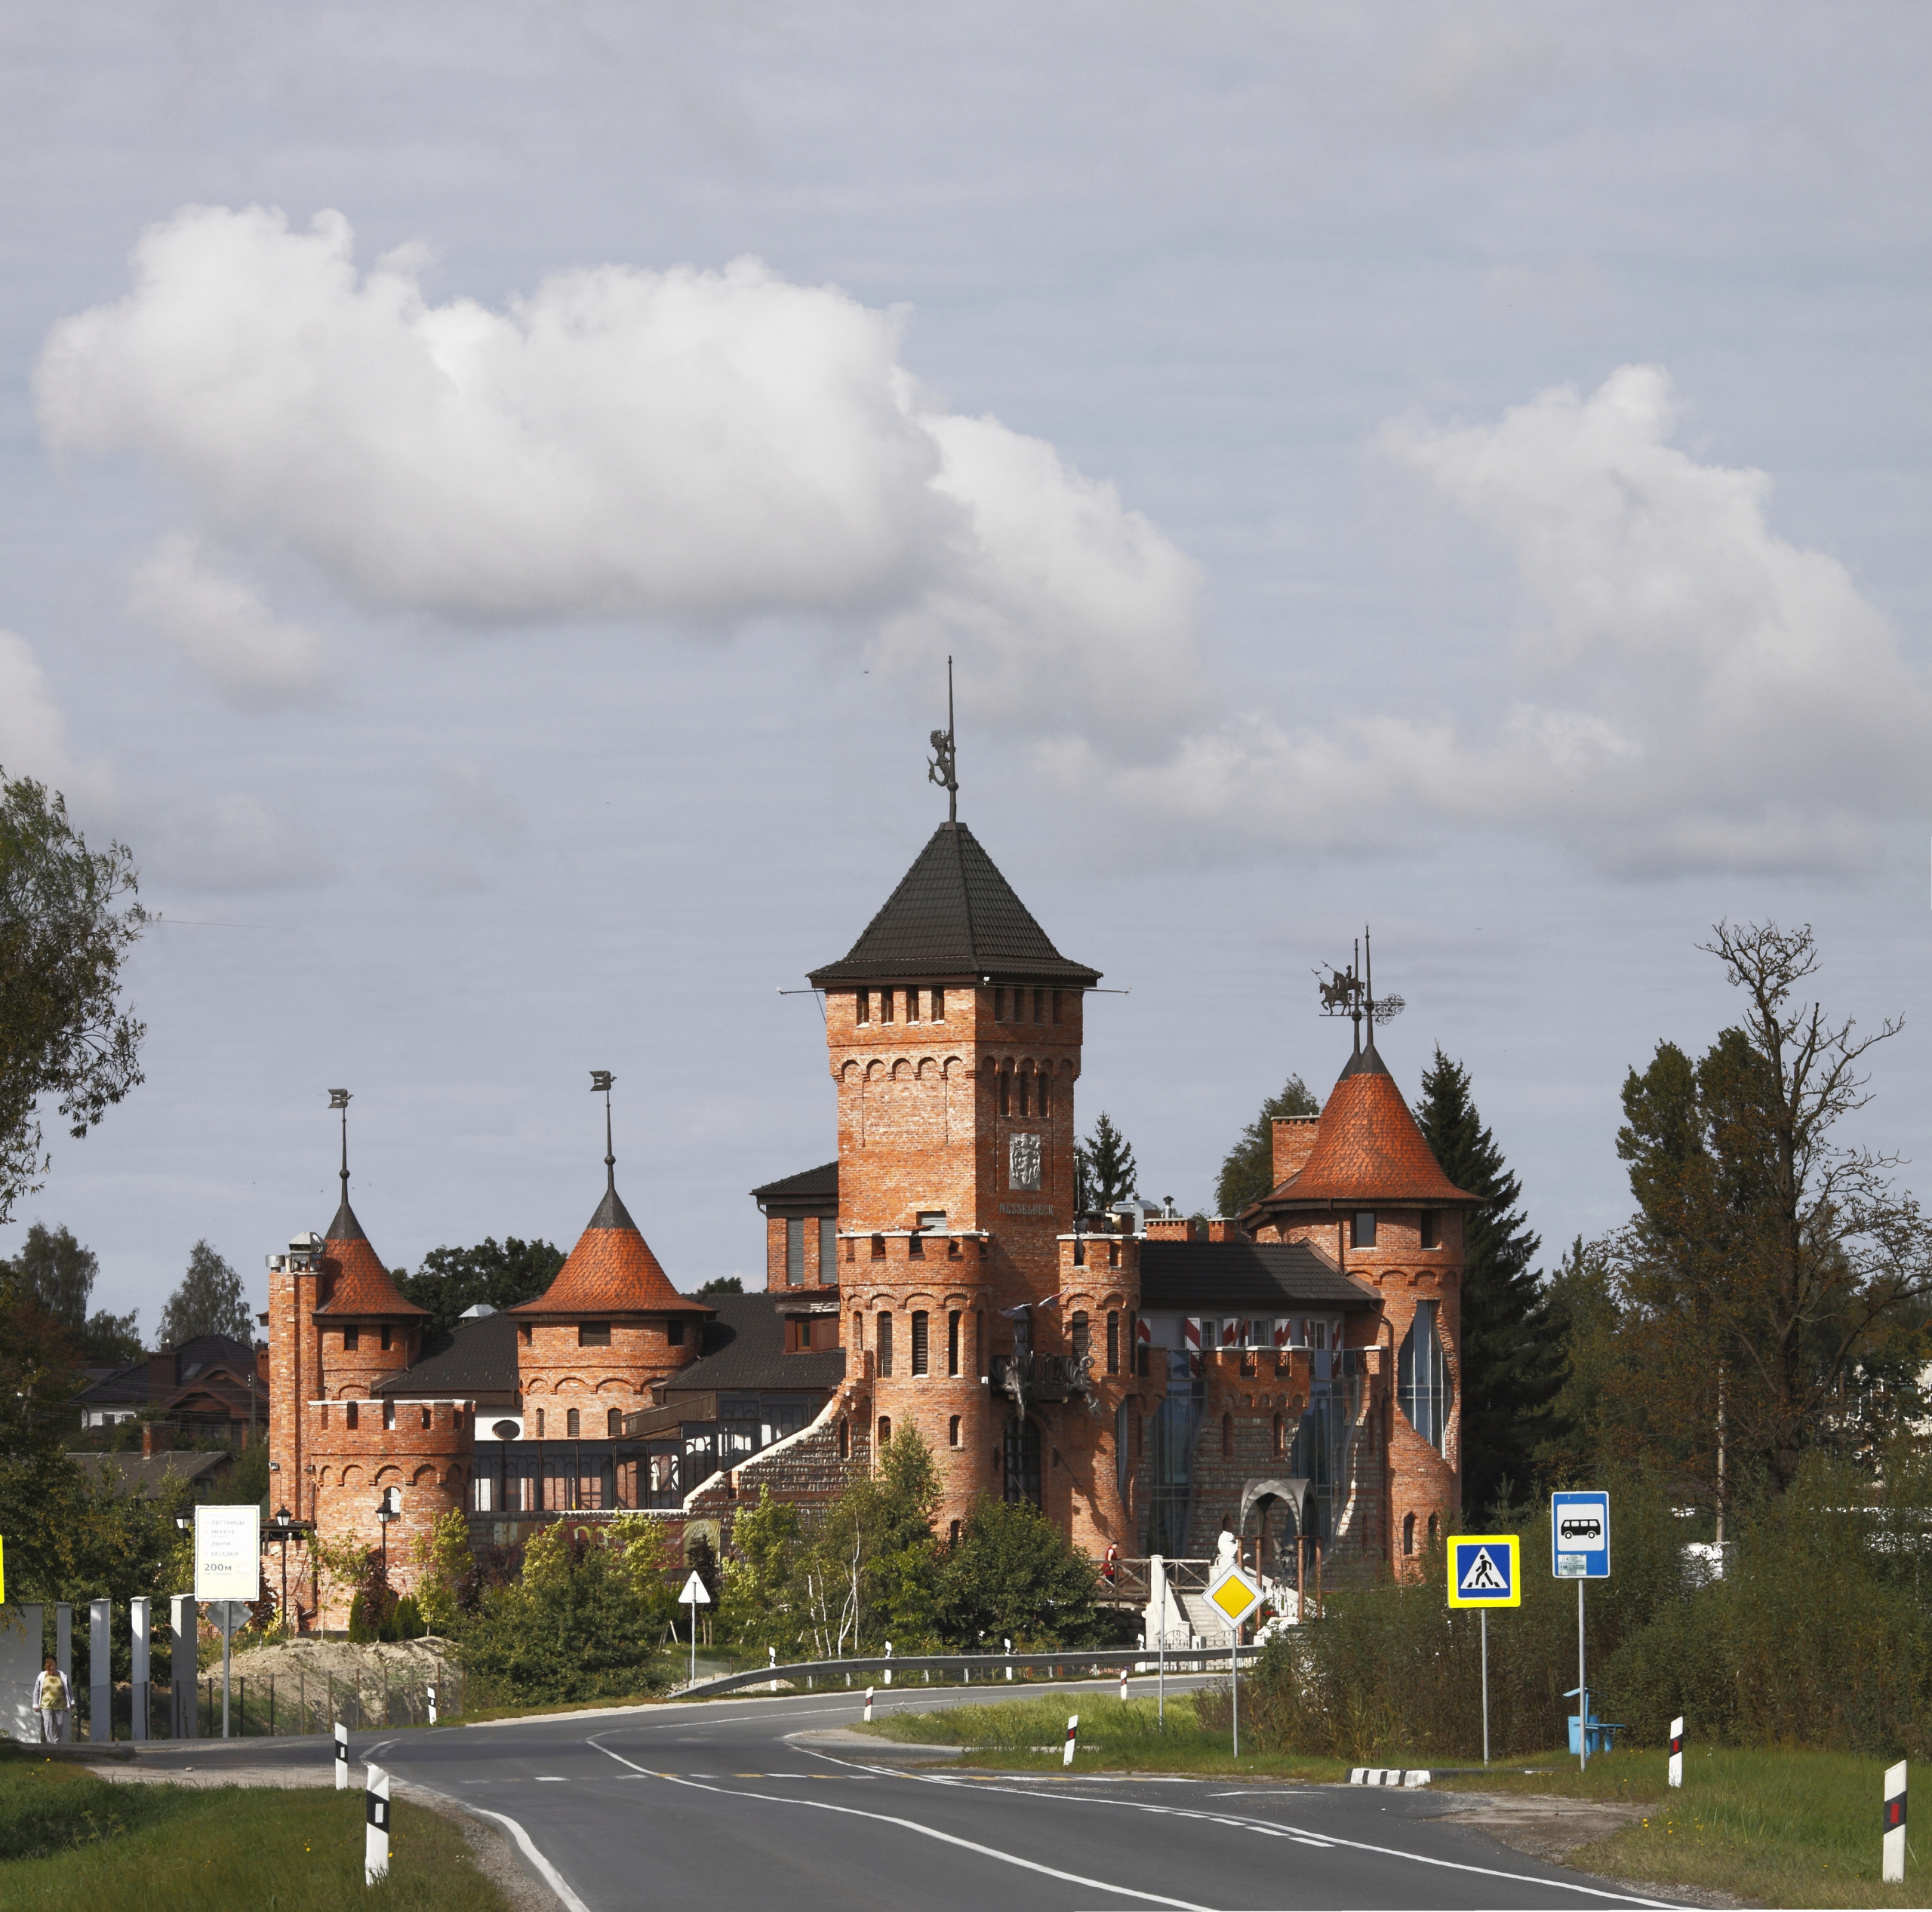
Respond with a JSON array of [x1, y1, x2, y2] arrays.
[[808, 811, 1135, 1553]]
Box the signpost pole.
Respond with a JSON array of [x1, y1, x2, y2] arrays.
[[1480, 1609, 1490, 1769], [1577, 1579, 1586, 1772], [1231, 1620, 1239, 1760], [223, 1616, 232, 1739]]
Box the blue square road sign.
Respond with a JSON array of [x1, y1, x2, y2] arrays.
[[1551, 1490, 1611, 1578]]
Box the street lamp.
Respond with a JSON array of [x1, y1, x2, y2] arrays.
[[262, 1505, 315, 1632], [377, 1499, 397, 1579]]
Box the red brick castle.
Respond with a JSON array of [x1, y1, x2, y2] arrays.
[[267, 803, 1475, 1628]]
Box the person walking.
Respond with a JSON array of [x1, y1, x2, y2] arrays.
[[34, 1658, 69, 1744]]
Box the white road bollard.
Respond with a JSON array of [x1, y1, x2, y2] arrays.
[[769, 1647, 779, 1694], [1668, 1717, 1683, 1788], [334, 1721, 349, 1790], [863, 1686, 874, 1723], [1004, 1637, 1013, 1682], [884, 1641, 893, 1686], [1120, 1668, 1128, 1702], [1063, 1714, 1079, 1767], [1884, 1760, 1906, 1885], [365, 1763, 391, 1885], [426, 1683, 438, 1728]]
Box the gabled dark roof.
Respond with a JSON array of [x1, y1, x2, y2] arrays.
[[661, 1292, 846, 1394], [1139, 1239, 1377, 1311], [373, 1310, 521, 1397], [73, 1334, 260, 1406], [751, 1161, 838, 1205], [66, 1450, 232, 1498], [808, 822, 1099, 988]]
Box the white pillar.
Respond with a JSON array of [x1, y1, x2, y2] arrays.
[[130, 1600, 150, 1741], [55, 1603, 72, 1738], [1883, 1761, 1906, 1885], [335, 1720, 349, 1788], [88, 1600, 112, 1743], [170, 1594, 198, 1738], [1668, 1716, 1683, 1788], [365, 1763, 392, 1885]]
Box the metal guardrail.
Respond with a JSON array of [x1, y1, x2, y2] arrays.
[[675, 1644, 1260, 1700]]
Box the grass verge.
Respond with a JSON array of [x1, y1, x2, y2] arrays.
[[1438, 1744, 1923, 1908], [857, 1693, 1355, 1780], [0, 1744, 513, 1910]]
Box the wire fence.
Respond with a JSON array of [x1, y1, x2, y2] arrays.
[[54, 1669, 468, 1741]]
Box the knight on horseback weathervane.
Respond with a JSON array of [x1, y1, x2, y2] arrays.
[[1314, 928, 1404, 1054]]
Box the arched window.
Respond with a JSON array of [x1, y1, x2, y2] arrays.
[[1403, 1512, 1416, 1557], [1428, 1512, 1439, 1547], [1221, 1413, 1233, 1458], [878, 1416, 892, 1449], [877, 1312, 894, 1377], [535, 1407, 545, 1437], [1397, 1300, 1453, 1452], [607, 1408, 621, 1437], [567, 1407, 580, 1439], [949, 1518, 961, 1547], [998, 1069, 1011, 1117], [949, 1415, 961, 1448], [1106, 1311, 1120, 1375]]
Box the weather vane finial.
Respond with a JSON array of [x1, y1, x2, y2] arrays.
[[328, 1089, 352, 1202], [589, 1070, 616, 1192], [1313, 928, 1403, 1052], [927, 654, 958, 825]]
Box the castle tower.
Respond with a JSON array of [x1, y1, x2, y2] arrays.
[[807, 815, 1134, 1551], [1243, 1034, 1478, 1569], [506, 1087, 711, 1444], [284, 1099, 470, 1622]]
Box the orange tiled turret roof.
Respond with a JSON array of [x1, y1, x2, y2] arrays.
[[509, 1180, 709, 1316], [1250, 1041, 1478, 1213], [311, 1197, 429, 1317]]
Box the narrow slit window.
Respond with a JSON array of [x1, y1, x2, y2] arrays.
[[995, 986, 1007, 1022], [608, 1409, 621, 1437], [911, 1310, 930, 1374], [932, 987, 946, 1021], [380, 1324, 392, 1351], [820, 1216, 838, 1284], [878, 1311, 894, 1376], [567, 1406, 580, 1438], [1052, 988, 1063, 1025], [668, 1319, 685, 1346], [948, 1309, 961, 1376], [345, 1400, 358, 1430], [998, 1071, 1011, 1117], [906, 988, 920, 1022], [878, 1416, 891, 1448], [1420, 1210, 1439, 1250], [1106, 1310, 1119, 1375], [343, 1326, 359, 1352], [857, 989, 870, 1024], [1038, 1070, 1051, 1116], [786, 1217, 804, 1286], [949, 1416, 961, 1449], [881, 988, 894, 1024]]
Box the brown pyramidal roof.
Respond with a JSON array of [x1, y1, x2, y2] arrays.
[[509, 1176, 708, 1316], [1247, 1039, 1479, 1213], [312, 1194, 429, 1317]]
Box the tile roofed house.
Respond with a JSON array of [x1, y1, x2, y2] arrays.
[[807, 820, 1100, 987], [74, 1333, 267, 1440]]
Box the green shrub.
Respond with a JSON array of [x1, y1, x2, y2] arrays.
[[392, 1594, 426, 1640]]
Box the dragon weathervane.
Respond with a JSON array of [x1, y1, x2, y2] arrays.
[[928, 655, 958, 825], [1315, 927, 1404, 1054]]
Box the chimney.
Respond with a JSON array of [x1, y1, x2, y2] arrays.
[[1272, 1116, 1321, 1188], [146, 1348, 176, 1402], [141, 1422, 175, 1458]]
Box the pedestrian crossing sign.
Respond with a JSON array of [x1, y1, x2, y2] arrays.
[[1446, 1534, 1520, 1608]]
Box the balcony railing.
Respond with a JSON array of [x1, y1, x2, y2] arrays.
[[991, 1351, 1094, 1403]]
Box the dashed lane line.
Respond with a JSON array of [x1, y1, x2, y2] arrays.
[[586, 1735, 1214, 1911]]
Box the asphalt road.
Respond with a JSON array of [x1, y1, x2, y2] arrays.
[[128, 1680, 1681, 1911]]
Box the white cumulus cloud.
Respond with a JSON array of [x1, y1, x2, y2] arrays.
[[0, 629, 88, 794], [129, 533, 325, 706], [1086, 365, 1930, 877], [36, 204, 1209, 737]]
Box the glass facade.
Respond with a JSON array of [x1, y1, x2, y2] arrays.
[[1398, 1300, 1452, 1450]]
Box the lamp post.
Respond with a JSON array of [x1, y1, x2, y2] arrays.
[[263, 1505, 315, 1631], [377, 1502, 397, 1581]]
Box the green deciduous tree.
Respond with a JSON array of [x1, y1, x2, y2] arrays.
[[1412, 1049, 1555, 1518], [1075, 1112, 1139, 1214], [2, 1219, 143, 1365], [395, 1236, 566, 1336], [158, 1238, 252, 1346], [934, 1495, 1106, 1648], [694, 1275, 743, 1296], [1215, 1074, 1320, 1218], [1609, 921, 1931, 1497], [0, 774, 147, 1225]]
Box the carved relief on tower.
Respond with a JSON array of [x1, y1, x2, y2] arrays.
[[1008, 1133, 1043, 1191]]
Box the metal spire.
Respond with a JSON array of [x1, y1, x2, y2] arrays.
[[590, 1070, 616, 1193], [927, 655, 958, 825], [328, 1089, 352, 1202]]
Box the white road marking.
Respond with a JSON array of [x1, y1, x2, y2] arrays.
[[587, 1736, 1214, 1910], [466, 1804, 595, 1912], [801, 1750, 1678, 1908], [536, 1775, 567, 1781]]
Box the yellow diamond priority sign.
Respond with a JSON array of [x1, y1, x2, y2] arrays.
[[1207, 1565, 1263, 1631]]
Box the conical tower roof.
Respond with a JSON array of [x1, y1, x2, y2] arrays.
[[509, 1174, 707, 1316], [312, 1191, 428, 1317], [1247, 1041, 1479, 1213], [808, 821, 1099, 988]]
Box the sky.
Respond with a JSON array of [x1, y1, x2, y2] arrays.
[[2, 2, 1929, 1329]]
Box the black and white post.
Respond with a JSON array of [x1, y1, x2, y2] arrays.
[[1669, 1717, 1684, 1789], [365, 1763, 391, 1885], [1884, 1760, 1906, 1885], [334, 1720, 349, 1790], [863, 1686, 874, 1723], [426, 1681, 438, 1727], [1063, 1714, 1078, 1768]]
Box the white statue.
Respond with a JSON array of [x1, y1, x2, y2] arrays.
[[1214, 1524, 1239, 1575]]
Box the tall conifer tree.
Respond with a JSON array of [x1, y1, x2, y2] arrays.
[[1414, 1048, 1555, 1518]]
